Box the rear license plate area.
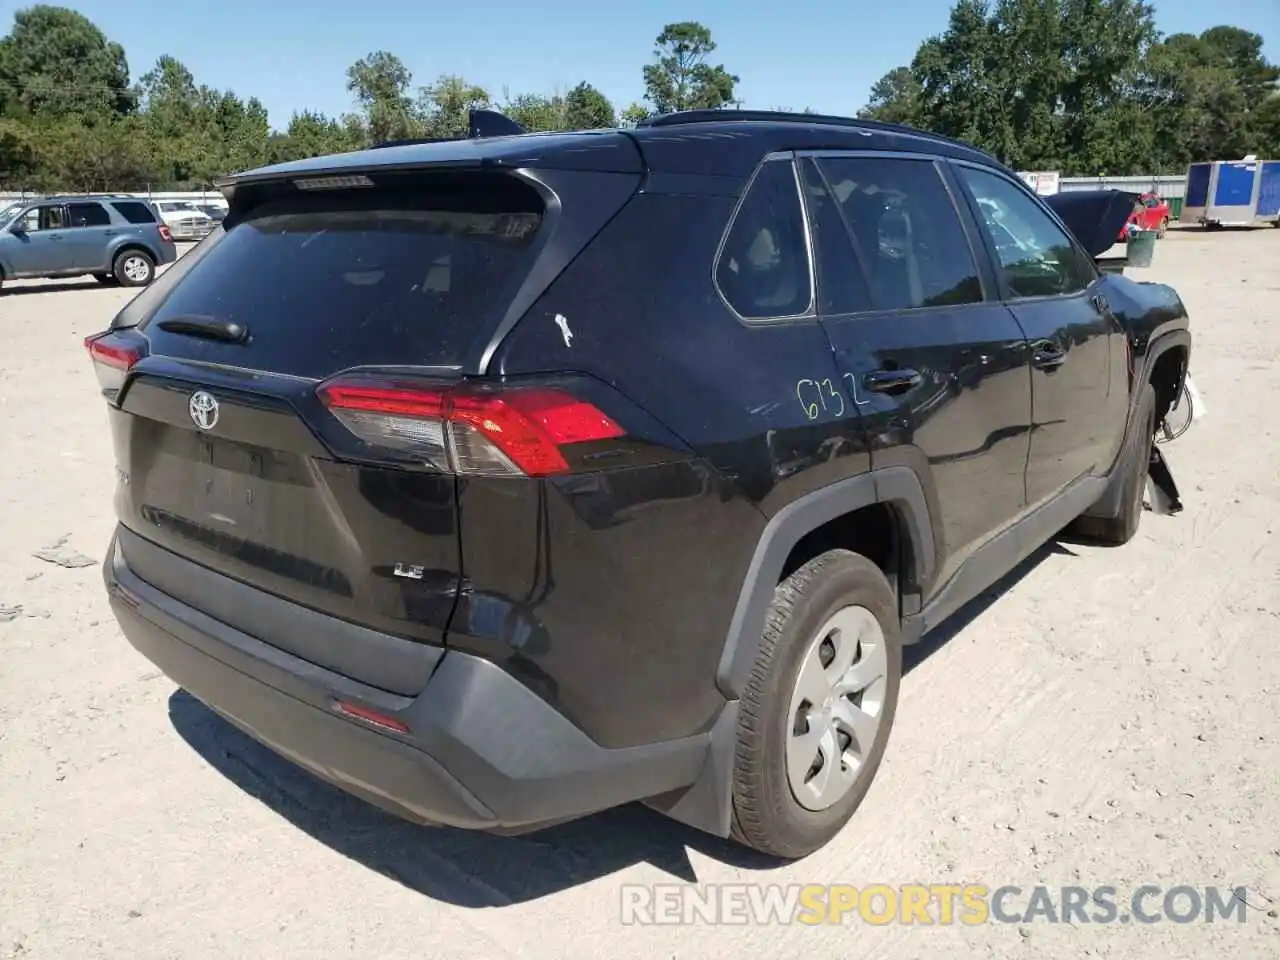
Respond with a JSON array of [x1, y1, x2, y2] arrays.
[[190, 435, 269, 535]]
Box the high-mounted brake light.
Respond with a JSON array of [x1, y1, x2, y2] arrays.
[[293, 174, 375, 191], [317, 379, 625, 477], [84, 332, 143, 401]]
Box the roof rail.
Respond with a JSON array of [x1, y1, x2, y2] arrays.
[[637, 108, 969, 151], [47, 193, 144, 200], [371, 108, 528, 150]]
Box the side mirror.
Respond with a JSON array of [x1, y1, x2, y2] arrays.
[[9, 222, 26, 235]]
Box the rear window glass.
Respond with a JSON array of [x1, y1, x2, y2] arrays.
[[111, 201, 158, 224], [141, 176, 545, 378]]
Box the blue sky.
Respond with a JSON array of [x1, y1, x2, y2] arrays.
[[38, 0, 1280, 130]]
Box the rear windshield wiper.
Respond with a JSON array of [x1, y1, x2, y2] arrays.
[[155, 315, 250, 344]]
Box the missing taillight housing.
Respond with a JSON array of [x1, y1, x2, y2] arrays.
[[317, 377, 625, 477], [85, 331, 144, 401]]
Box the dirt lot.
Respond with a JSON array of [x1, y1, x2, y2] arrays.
[[2, 229, 1278, 959]]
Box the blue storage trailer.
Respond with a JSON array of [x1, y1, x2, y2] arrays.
[[1181, 159, 1280, 227]]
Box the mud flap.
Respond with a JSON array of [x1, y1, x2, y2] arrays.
[[1145, 444, 1183, 515]]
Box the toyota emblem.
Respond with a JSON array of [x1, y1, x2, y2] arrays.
[[189, 391, 220, 431]]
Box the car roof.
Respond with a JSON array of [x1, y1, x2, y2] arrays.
[[220, 110, 1014, 191]]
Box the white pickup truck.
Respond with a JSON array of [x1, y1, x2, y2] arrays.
[[149, 200, 216, 242]]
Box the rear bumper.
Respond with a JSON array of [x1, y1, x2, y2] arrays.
[[104, 528, 709, 830], [156, 240, 179, 265]]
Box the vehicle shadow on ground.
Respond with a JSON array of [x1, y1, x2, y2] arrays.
[[167, 539, 1071, 907], [1, 279, 109, 295]]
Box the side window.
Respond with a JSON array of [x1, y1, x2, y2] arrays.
[[816, 156, 983, 311], [20, 208, 41, 232], [40, 206, 66, 230], [111, 201, 157, 224], [957, 166, 1094, 299], [716, 159, 812, 320], [67, 202, 111, 228], [797, 158, 873, 315]]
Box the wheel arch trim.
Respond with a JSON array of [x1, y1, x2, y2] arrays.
[[715, 466, 935, 700]]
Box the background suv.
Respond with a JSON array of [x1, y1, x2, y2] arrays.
[[89, 109, 1190, 860], [0, 195, 177, 291]]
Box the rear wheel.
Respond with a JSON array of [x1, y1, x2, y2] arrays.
[[113, 249, 155, 287], [730, 549, 901, 859]]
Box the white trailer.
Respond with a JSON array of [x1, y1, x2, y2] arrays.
[[1181, 158, 1280, 228]]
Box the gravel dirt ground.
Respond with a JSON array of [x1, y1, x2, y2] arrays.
[[1, 228, 1278, 959]]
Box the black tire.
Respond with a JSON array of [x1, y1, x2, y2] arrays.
[[113, 249, 155, 287], [730, 549, 902, 859], [1071, 383, 1156, 545], [93, 273, 118, 285]]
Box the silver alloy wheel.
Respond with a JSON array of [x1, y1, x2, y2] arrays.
[[122, 255, 150, 283], [786, 604, 888, 811]]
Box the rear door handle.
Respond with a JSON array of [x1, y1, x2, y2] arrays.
[[864, 368, 923, 394], [1031, 344, 1067, 370]]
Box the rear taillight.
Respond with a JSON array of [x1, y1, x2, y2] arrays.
[[317, 378, 625, 477], [85, 331, 144, 401], [157, 224, 173, 242]]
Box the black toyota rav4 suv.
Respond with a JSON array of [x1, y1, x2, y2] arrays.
[[89, 109, 1191, 859]]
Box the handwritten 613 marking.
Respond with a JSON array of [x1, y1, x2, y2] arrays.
[[795, 373, 870, 421]]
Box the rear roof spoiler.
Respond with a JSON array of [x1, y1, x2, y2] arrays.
[[370, 109, 527, 150]]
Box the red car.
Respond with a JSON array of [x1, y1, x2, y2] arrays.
[[1119, 192, 1172, 240]]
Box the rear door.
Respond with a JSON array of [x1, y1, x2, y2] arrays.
[[951, 163, 1124, 506], [799, 153, 1032, 593], [101, 168, 627, 649], [64, 201, 114, 272]]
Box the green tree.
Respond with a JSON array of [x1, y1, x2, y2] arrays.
[[0, 5, 133, 119], [912, 0, 1015, 161], [134, 54, 271, 184], [346, 50, 417, 143], [43, 114, 155, 190], [273, 109, 360, 162], [563, 82, 615, 129], [419, 74, 490, 138], [1137, 27, 1279, 169], [642, 22, 738, 114], [618, 102, 650, 128], [0, 116, 38, 183], [1255, 92, 1280, 157], [887, 1, 1279, 175], [858, 67, 921, 125], [503, 90, 565, 132]]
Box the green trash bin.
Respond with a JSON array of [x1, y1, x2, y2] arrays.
[[1126, 229, 1158, 268]]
